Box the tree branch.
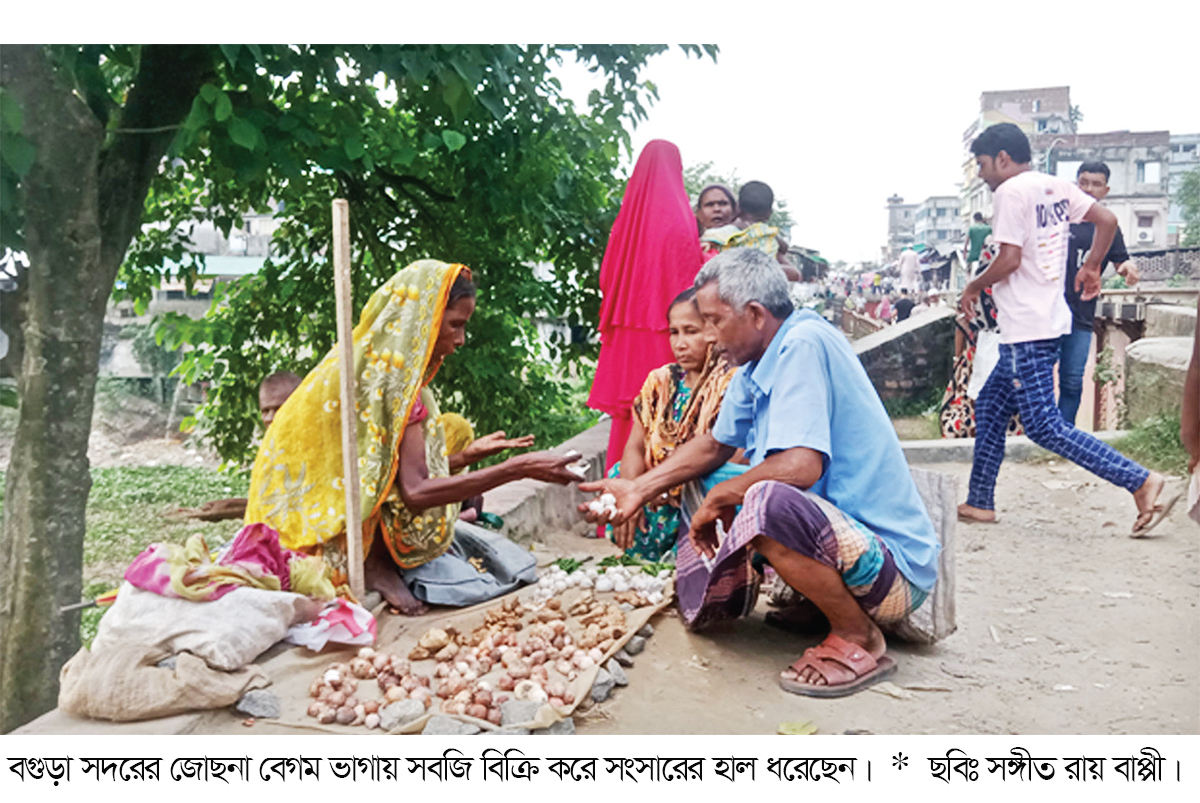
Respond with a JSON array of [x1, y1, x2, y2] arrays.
[[97, 45, 216, 271], [374, 167, 458, 204]]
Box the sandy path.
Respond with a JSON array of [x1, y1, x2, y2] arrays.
[[558, 460, 1198, 735], [17, 441, 1194, 737]]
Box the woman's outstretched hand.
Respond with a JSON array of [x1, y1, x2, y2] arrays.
[[465, 431, 536, 462], [514, 451, 584, 485]]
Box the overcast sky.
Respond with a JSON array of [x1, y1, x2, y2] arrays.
[[559, 4, 1200, 264], [13, 2, 1200, 265]]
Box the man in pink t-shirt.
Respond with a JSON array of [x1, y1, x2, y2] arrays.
[[956, 123, 1172, 536]]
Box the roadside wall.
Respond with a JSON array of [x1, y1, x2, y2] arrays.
[[1143, 303, 1198, 339], [1124, 336, 1193, 424], [853, 308, 956, 403], [484, 420, 609, 545]]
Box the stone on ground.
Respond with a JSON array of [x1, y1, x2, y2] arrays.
[[604, 658, 628, 686], [234, 690, 280, 719], [625, 635, 646, 655], [481, 726, 531, 735], [500, 700, 541, 726], [380, 699, 425, 731], [591, 667, 616, 702], [422, 715, 481, 735], [612, 649, 634, 667], [534, 718, 575, 735]]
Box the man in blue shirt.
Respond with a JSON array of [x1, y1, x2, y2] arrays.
[[581, 247, 939, 698]]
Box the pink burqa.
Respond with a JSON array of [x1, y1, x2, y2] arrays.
[[588, 140, 705, 470]]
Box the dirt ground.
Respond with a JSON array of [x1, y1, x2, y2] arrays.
[[537, 459, 1198, 735], [13, 427, 1198, 736]]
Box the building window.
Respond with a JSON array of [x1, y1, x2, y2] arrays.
[[1056, 160, 1082, 179], [1137, 214, 1154, 228], [1136, 161, 1162, 184], [1036, 119, 1047, 132], [1032, 100, 1041, 112]]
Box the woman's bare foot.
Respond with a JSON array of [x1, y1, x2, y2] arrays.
[[957, 503, 997, 523], [364, 540, 428, 615], [379, 579, 428, 616]]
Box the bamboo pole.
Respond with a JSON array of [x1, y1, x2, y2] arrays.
[[332, 199, 365, 600]]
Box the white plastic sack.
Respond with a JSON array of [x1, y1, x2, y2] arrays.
[[968, 329, 1001, 400], [284, 599, 376, 651], [92, 583, 322, 670]]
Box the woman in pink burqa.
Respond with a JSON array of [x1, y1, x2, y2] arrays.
[[588, 140, 705, 474]]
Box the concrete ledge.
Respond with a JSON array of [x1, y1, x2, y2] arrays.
[[902, 430, 1129, 464], [483, 419, 610, 545], [15, 707, 201, 735], [1125, 337, 1192, 424], [1144, 303, 1198, 339]]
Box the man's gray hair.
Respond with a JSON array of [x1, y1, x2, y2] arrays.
[[694, 247, 794, 319]]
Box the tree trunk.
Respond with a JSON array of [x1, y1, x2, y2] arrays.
[[0, 45, 212, 732], [0, 45, 109, 733]]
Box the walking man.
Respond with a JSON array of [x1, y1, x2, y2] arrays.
[[957, 124, 1171, 536]]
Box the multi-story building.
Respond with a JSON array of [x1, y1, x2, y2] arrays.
[[885, 194, 916, 261], [960, 86, 1076, 225], [912, 196, 963, 252], [1168, 132, 1200, 245], [1032, 130, 1171, 250]]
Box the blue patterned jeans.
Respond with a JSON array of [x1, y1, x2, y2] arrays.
[[967, 339, 1149, 510]]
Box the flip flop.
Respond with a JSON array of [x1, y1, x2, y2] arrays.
[[778, 634, 896, 698], [1130, 490, 1182, 538]]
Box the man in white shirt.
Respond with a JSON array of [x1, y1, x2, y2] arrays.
[[897, 247, 920, 293], [957, 123, 1171, 536]]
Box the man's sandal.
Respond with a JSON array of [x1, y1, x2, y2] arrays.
[[778, 634, 896, 698], [1131, 490, 1182, 538]]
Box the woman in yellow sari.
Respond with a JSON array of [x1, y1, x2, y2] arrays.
[[245, 260, 580, 614]]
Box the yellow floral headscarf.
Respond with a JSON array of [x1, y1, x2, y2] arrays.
[[245, 260, 469, 573]]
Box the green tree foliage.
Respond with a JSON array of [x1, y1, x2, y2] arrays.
[[1178, 166, 1200, 247], [0, 44, 717, 731], [682, 160, 796, 236], [118, 44, 718, 465]]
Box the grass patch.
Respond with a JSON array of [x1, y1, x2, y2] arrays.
[[884, 387, 942, 440], [1109, 411, 1190, 477], [882, 387, 943, 420], [892, 414, 942, 440], [83, 466, 249, 573], [0, 465, 250, 648]]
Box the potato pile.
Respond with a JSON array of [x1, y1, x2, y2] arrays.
[[305, 589, 640, 729], [305, 648, 432, 729]]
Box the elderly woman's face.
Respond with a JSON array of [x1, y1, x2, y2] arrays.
[[697, 188, 735, 230], [433, 296, 476, 361]]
